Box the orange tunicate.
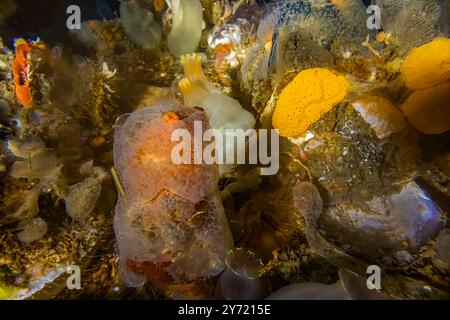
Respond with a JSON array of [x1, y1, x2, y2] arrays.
[[352, 96, 406, 139], [272, 68, 350, 137], [401, 81, 450, 135], [400, 37, 450, 90]]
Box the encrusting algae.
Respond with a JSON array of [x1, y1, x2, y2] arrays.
[[272, 68, 350, 137]]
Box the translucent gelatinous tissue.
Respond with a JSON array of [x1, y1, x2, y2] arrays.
[[120, 0, 162, 49], [167, 0, 203, 57], [113, 101, 233, 287]]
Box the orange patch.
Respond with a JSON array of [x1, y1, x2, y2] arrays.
[[153, 0, 165, 12], [12, 39, 33, 108], [163, 111, 179, 123]]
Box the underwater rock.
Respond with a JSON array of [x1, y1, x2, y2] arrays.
[[167, 0, 203, 57], [271, 24, 334, 77], [320, 180, 445, 256], [376, 0, 450, 53], [120, 0, 162, 50], [113, 100, 233, 287], [434, 229, 450, 271], [272, 0, 368, 50]]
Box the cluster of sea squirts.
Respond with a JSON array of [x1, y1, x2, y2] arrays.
[[0, 0, 449, 300]]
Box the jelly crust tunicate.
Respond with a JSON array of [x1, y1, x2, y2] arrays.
[[113, 100, 233, 287]]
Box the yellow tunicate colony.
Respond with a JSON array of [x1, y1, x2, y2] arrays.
[[272, 68, 350, 137], [400, 37, 450, 90], [401, 81, 450, 135]]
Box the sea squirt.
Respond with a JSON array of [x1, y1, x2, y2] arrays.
[[167, 0, 203, 57], [113, 100, 233, 287]]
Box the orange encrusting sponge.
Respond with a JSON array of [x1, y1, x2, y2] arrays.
[[272, 68, 350, 137]]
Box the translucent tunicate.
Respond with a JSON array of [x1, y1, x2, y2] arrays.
[[215, 249, 268, 300], [266, 281, 350, 300], [167, 0, 203, 57], [113, 100, 233, 287], [120, 0, 162, 49]]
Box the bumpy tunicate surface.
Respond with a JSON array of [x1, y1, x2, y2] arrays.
[[113, 101, 233, 287]]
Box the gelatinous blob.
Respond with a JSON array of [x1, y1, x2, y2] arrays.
[[352, 95, 406, 139], [434, 229, 450, 270], [266, 281, 349, 300], [272, 68, 350, 137], [215, 249, 268, 300], [113, 101, 233, 287], [321, 181, 444, 254], [167, 0, 203, 57], [120, 0, 162, 49], [401, 81, 450, 134]]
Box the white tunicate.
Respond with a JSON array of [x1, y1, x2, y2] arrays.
[[266, 282, 350, 300], [120, 0, 162, 49], [17, 217, 48, 243], [65, 177, 102, 222], [167, 0, 203, 57]]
